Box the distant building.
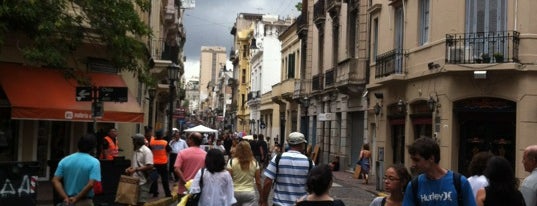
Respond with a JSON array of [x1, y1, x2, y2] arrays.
[[199, 46, 227, 110]]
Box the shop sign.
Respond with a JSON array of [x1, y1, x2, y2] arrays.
[[318, 113, 335, 121]]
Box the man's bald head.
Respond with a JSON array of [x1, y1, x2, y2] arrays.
[[188, 132, 203, 146]]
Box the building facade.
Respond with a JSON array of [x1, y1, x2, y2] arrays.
[[199, 46, 227, 110], [366, 0, 537, 179]]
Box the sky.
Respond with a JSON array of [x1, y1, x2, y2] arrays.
[[181, 0, 302, 80]]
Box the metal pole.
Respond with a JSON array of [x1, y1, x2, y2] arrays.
[[168, 80, 175, 139], [148, 97, 154, 129]]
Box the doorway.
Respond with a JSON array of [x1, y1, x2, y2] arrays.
[[455, 97, 516, 175]]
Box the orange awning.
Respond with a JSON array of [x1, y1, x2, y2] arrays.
[[0, 63, 144, 123]]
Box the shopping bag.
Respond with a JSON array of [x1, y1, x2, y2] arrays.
[[185, 193, 201, 206], [93, 181, 103, 195], [353, 165, 362, 179], [115, 175, 140, 205]]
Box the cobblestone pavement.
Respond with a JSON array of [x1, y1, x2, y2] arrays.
[[37, 170, 384, 206]]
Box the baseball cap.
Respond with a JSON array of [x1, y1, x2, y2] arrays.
[[287, 132, 307, 145]]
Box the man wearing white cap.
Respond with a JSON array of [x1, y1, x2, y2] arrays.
[[260, 132, 313, 206]]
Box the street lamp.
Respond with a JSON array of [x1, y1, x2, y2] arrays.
[[168, 63, 180, 139], [147, 88, 156, 129]]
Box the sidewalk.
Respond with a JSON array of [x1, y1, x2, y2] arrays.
[[332, 170, 385, 196]]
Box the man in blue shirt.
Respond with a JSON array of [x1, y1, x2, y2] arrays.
[[403, 137, 476, 206], [52, 134, 101, 206]]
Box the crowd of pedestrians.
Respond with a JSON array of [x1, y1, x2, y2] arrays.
[[50, 126, 537, 206]]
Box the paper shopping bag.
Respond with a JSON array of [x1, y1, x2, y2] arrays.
[[115, 175, 140, 205], [353, 165, 362, 179]]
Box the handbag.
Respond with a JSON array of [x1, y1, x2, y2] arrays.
[[115, 175, 140, 205], [185, 168, 205, 206]]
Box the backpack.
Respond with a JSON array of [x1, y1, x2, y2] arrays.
[[411, 172, 462, 206], [273, 153, 313, 186]]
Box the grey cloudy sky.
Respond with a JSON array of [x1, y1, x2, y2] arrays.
[[182, 0, 301, 80]]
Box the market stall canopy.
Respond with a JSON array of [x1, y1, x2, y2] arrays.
[[0, 62, 144, 123], [184, 125, 217, 133]]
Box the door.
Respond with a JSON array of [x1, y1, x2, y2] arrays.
[[465, 0, 507, 56]]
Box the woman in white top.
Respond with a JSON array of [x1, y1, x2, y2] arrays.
[[190, 149, 236, 206], [227, 140, 262, 206], [467, 151, 493, 199]]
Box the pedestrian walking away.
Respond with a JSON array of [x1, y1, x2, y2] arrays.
[[261, 132, 313, 206], [358, 143, 372, 184], [149, 129, 172, 197], [295, 164, 345, 206], [403, 137, 476, 206], [52, 134, 101, 206], [467, 151, 493, 200], [174, 132, 206, 196], [189, 149, 236, 206], [475, 156, 525, 206], [226, 140, 262, 206]]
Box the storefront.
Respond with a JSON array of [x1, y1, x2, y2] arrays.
[[0, 62, 144, 179]]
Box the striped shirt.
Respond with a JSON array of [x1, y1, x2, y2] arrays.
[[263, 150, 312, 206]]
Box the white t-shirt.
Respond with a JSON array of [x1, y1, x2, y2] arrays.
[[467, 175, 488, 199]]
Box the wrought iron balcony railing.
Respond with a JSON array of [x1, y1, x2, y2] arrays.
[[445, 31, 520, 64], [375, 49, 404, 78]]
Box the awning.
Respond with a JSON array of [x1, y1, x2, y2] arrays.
[[0, 63, 144, 123]]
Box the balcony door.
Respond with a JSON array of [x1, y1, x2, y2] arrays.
[[465, 0, 507, 55], [394, 6, 404, 74]]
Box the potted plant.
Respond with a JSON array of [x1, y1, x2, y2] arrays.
[[494, 52, 504, 63], [481, 53, 491, 63]]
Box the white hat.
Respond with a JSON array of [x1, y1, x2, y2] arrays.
[[287, 132, 307, 145], [172, 128, 179, 132]]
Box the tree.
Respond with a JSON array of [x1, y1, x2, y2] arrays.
[[0, 0, 152, 84], [295, 2, 302, 12]]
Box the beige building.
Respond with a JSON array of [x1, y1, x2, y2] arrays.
[[366, 0, 537, 179], [199, 46, 227, 110]]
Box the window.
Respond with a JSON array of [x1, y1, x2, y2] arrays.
[[348, 8, 358, 57], [242, 69, 246, 83], [419, 0, 430, 45], [241, 94, 245, 108], [287, 53, 295, 78], [372, 18, 378, 62], [466, 0, 506, 34], [394, 6, 404, 73], [332, 22, 339, 65]]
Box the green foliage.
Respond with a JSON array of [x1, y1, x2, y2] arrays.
[[0, 0, 152, 82], [295, 2, 303, 12]]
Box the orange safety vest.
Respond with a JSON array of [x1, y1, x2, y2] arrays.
[[102, 136, 119, 160], [150, 139, 168, 164]]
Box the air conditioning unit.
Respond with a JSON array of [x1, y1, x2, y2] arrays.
[[447, 46, 474, 63]]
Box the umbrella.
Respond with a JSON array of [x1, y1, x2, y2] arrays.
[[242, 135, 254, 140]]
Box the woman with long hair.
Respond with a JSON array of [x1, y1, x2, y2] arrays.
[[295, 164, 345, 206], [190, 149, 236, 206], [358, 143, 372, 184], [227, 140, 262, 206], [369, 164, 411, 206], [476, 156, 525, 206]]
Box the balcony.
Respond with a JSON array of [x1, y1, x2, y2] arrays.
[[313, 0, 326, 28], [325, 68, 336, 87], [293, 79, 312, 99], [271, 83, 284, 105], [375, 49, 404, 78], [281, 79, 296, 101], [326, 0, 342, 18], [336, 58, 366, 95], [296, 14, 308, 36], [445, 31, 520, 64]]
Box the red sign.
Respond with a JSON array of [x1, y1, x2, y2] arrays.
[[173, 108, 186, 119]]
